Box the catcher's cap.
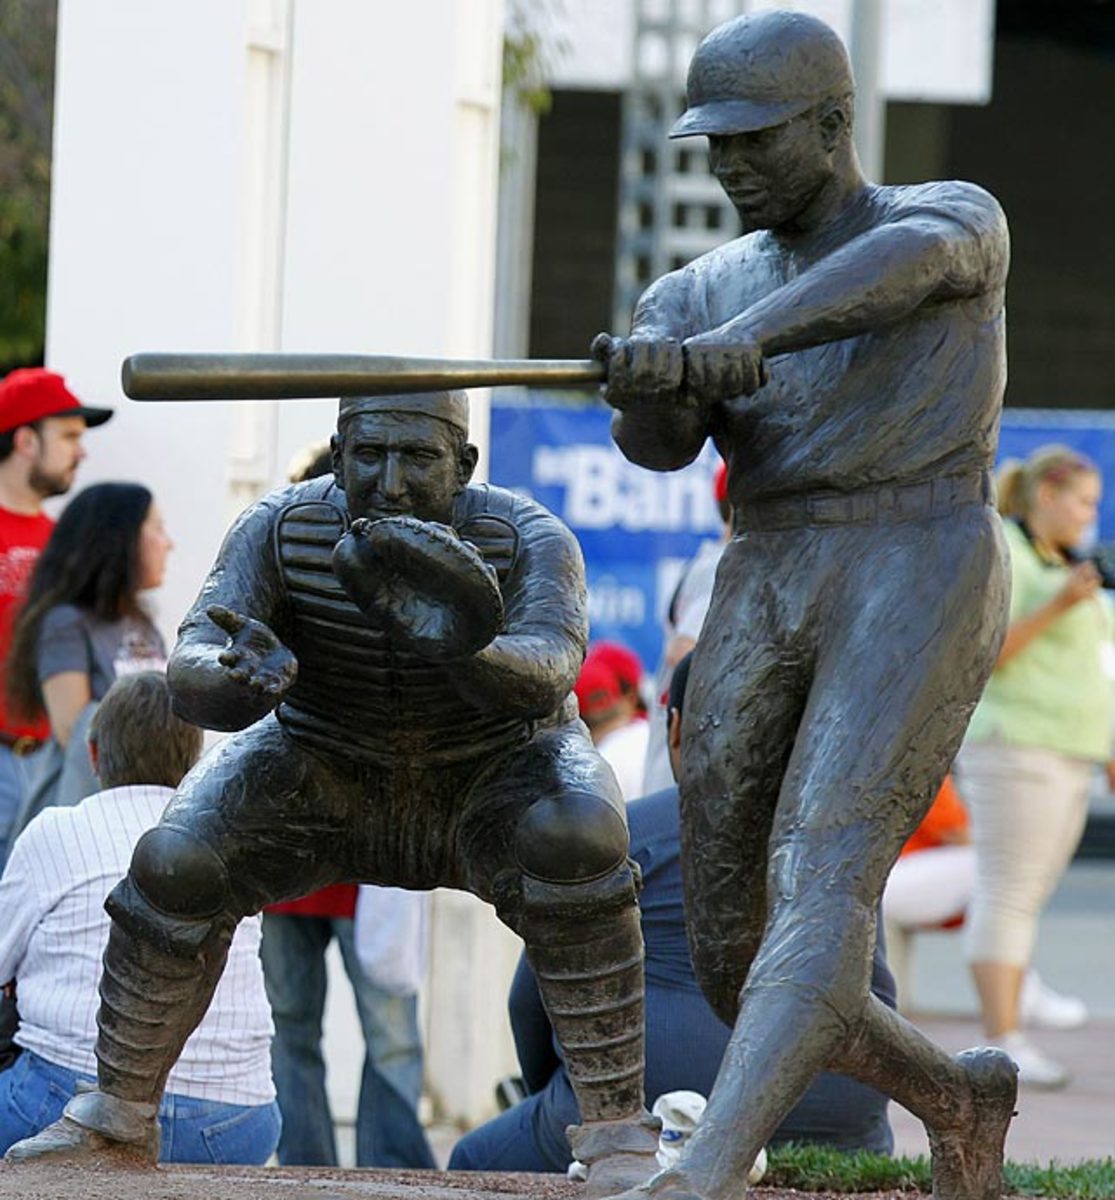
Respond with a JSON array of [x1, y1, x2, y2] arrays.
[[669, 10, 853, 140], [337, 391, 469, 435]]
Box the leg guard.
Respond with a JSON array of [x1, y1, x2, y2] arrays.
[[518, 864, 660, 1196], [518, 863, 645, 1124], [97, 872, 236, 1105]]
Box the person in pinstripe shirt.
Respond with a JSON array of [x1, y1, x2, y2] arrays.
[[0, 672, 280, 1163]]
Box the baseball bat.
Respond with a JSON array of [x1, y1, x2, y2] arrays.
[[122, 353, 606, 401]]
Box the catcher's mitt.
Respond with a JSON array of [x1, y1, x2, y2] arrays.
[[332, 515, 504, 660]]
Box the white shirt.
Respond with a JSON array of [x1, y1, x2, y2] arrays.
[[597, 719, 651, 803], [0, 785, 275, 1105], [642, 538, 727, 795]]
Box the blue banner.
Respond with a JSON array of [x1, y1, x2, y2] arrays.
[[490, 400, 1115, 672]]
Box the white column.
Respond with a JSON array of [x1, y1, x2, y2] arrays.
[[849, 0, 887, 182], [227, 0, 293, 519]]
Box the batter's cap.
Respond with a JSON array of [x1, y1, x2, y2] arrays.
[[337, 390, 469, 435], [669, 10, 854, 140]]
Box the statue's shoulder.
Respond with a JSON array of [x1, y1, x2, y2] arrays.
[[876, 180, 1008, 289], [876, 179, 1007, 232], [460, 483, 573, 530], [685, 228, 774, 280], [272, 478, 348, 548], [456, 484, 574, 579], [271, 477, 344, 517]]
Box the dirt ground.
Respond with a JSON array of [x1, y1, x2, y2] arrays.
[[0, 1164, 1018, 1200]]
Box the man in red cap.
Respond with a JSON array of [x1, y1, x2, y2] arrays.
[[0, 368, 112, 869], [575, 650, 648, 801]]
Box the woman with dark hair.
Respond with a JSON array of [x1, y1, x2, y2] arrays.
[[4, 482, 172, 833]]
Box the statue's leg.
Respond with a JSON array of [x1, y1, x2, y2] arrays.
[[831, 998, 1016, 1200], [675, 550, 810, 1026], [5, 716, 359, 1165], [656, 511, 1012, 1200], [461, 720, 658, 1195]]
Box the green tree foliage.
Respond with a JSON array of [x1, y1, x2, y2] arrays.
[[503, 0, 566, 118], [0, 0, 56, 373]]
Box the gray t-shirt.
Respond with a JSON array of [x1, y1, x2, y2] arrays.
[[37, 604, 167, 697], [11, 606, 168, 839]]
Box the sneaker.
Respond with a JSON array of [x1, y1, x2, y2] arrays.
[[1020, 970, 1088, 1031], [992, 1031, 1070, 1090]]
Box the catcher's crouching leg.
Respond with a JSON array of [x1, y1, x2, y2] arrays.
[[508, 793, 659, 1195], [5, 826, 237, 1165]]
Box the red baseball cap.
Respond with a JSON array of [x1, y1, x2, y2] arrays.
[[586, 642, 644, 697], [714, 460, 729, 505], [574, 658, 623, 719], [0, 368, 113, 435]]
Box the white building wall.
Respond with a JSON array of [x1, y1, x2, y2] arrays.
[[546, 0, 995, 104], [47, 0, 518, 1140]]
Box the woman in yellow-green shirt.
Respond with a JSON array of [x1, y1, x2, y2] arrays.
[[959, 445, 1113, 1089]]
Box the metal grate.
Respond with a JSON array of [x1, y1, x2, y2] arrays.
[[612, 0, 747, 333]]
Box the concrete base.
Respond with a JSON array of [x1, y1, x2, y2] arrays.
[[0, 1165, 582, 1200]]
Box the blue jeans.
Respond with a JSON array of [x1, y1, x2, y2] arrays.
[[450, 955, 893, 1172], [260, 912, 434, 1167], [0, 745, 39, 875], [0, 1050, 281, 1163]]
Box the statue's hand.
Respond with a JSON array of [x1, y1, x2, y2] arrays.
[[332, 517, 504, 661], [681, 334, 767, 401], [591, 332, 684, 411], [207, 604, 298, 701]]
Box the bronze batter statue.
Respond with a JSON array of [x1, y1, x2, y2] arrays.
[[592, 11, 1017, 1200], [6, 391, 661, 1189]]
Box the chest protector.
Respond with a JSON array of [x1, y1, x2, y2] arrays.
[[273, 492, 528, 765]]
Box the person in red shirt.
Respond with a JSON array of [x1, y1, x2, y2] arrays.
[[0, 369, 112, 869]]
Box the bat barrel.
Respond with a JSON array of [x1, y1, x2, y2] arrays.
[[122, 353, 605, 401]]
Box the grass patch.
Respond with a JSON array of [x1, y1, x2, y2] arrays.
[[763, 1143, 1115, 1198]]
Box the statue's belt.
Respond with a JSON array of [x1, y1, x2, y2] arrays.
[[737, 471, 992, 532]]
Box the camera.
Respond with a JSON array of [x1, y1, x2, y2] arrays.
[[1087, 544, 1115, 589]]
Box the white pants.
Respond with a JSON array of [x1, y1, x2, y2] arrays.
[[957, 740, 1092, 966], [882, 844, 975, 928]]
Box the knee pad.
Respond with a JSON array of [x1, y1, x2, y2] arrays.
[[514, 792, 629, 885], [130, 825, 230, 920]]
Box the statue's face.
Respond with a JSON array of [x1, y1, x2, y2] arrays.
[[334, 412, 476, 524], [707, 107, 835, 232]]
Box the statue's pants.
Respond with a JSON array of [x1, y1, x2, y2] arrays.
[[98, 716, 645, 1128], [678, 500, 1010, 1185]]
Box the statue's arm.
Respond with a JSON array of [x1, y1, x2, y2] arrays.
[[698, 187, 1009, 358], [168, 498, 293, 731], [446, 504, 588, 718], [601, 273, 713, 472]]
